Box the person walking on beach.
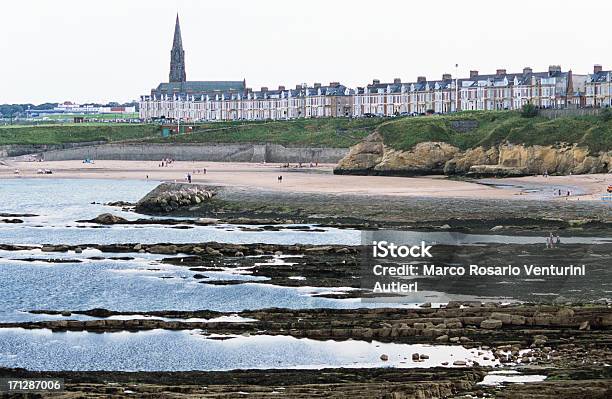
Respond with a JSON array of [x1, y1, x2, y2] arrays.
[[187, 173, 192, 184], [278, 175, 283, 183]]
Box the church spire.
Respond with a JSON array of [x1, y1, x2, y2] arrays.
[[169, 13, 186, 83]]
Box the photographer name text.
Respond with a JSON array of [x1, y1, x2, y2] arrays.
[[370, 241, 585, 294]]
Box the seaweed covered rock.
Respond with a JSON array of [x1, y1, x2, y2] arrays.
[[135, 183, 216, 214], [92, 213, 128, 225]]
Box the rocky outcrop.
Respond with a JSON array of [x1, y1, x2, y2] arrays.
[[333, 132, 384, 174], [444, 146, 499, 175], [335, 133, 460, 176], [135, 183, 216, 214], [334, 133, 612, 177], [372, 142, 460, 176]]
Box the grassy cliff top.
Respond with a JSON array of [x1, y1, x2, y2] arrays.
[[0, 123, 159, 145], [1, 112, 610, 152], [378, 111, 612, 153], [0, 119, 382, 147], [147, 118, 382, 147]]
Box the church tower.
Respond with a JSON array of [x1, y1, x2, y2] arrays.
[[169, 14, 186, 83]]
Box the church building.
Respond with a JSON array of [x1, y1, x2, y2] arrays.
[[148, 14, 246, 100]]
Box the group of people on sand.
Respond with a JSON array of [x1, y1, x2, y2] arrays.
[[555, 188, 572, 197], [546, 233, 561, 249], [184, 168, 209, 183], [159, 158, 175, 167], [280, 162, 318, 168]]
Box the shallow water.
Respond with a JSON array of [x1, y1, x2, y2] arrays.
[[0, 179, 606, 246], [0, 179, 607, 323], [0, 178, 606, 373], [479, 370, 547, 386], [0, 250, 373, 323], [0, 328, 498, 371]]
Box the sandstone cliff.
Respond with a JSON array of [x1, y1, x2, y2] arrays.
[[334, 132, 611, 177]]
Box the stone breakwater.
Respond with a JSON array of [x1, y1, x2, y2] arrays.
[[334, 132, 612, 177], [134, 182, 215, 214]]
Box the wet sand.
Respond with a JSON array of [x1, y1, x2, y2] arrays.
[[1, 160, 610, 200]]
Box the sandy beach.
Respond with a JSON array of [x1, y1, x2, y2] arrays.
[[1, 159, 610, 201]]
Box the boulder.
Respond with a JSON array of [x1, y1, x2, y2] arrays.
[[135, 183, 216, 214], [92, 213, 128, 225], [147, 245, 178, 255], [436, 335, 449, 342], [480, 319, 503, 329]]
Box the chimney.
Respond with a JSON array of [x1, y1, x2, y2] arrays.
[[372, 79, 380, 85], [470, 70, 479, 78], [417, 76, 426, 83], [278, 85, 285, 91], [314, 83, 321, 88], [442, 73, 452, 80], [393, 78, 401, 84], [548, 65, 561, 75], [260, 87, 268, 92], [523, 67, 533, 75], [496, 69, 507, 76], [295, 84, 302, 90], [329, 82, 340, 86], [594, 64, 603, 74]]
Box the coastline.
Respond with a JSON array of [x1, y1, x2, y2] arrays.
[[0, 162, 610, 398], [1, 160, 609, 201]]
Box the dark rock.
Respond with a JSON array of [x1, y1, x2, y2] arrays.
[[91, 213, 128, 225]]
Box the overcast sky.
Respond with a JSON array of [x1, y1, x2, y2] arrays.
[[1, 0, 611, 104]]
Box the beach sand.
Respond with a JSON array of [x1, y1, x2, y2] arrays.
[[1, 160, 610, 201]]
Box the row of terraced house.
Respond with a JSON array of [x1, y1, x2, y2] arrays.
[[139, 64, 612, 121], [140, 17, 612, 122]]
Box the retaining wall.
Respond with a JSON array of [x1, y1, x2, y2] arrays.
[[0, 141, 105, 158], [540, 108, 602, 119], [39, 143, 348, 163]]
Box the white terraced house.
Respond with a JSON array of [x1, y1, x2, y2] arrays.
[[140, 83, 354, 122], [139, 65, 590, 122], [139, 15, 603, 122], [586, 65, 612, 108]]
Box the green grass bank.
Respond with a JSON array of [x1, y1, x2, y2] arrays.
[[378, 111, 612, 154], [1, 112, 611, 152]]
